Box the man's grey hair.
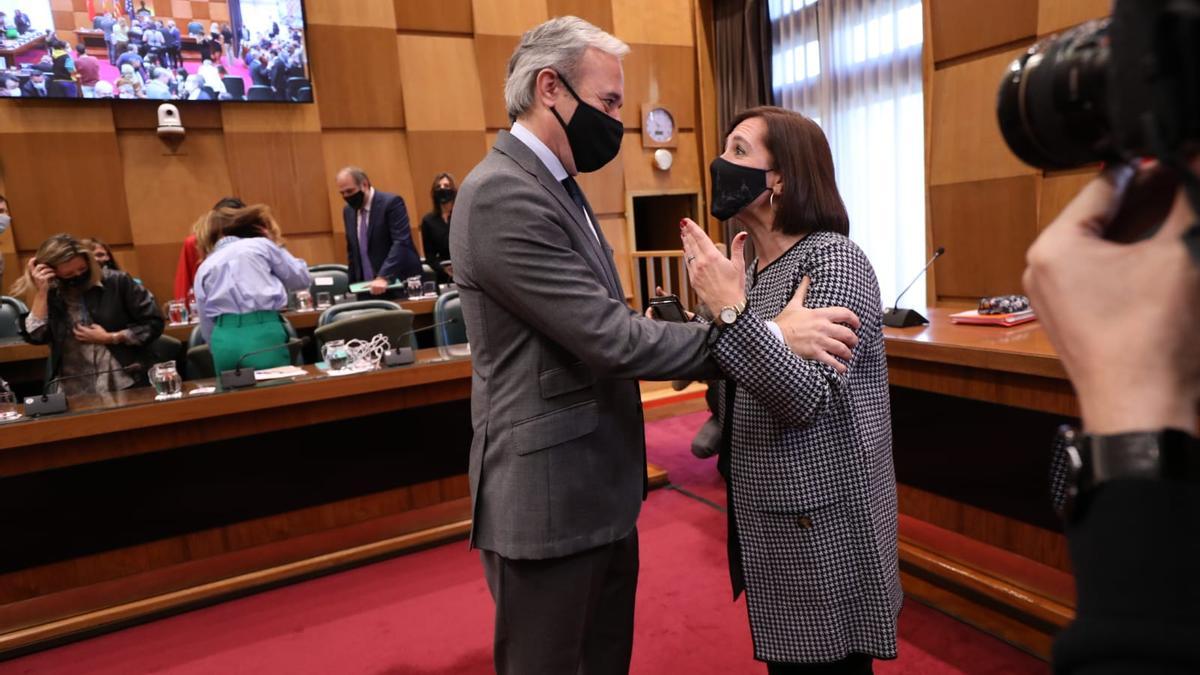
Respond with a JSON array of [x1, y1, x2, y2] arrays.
[[338, 166, 370, 187], [503, 16, 629, 120]]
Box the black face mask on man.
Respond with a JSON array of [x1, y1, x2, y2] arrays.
[[548, 72, 624, 173], [433, 188, 456, 205], [343, 189, 366, 210], [709, 157, 771, 221]]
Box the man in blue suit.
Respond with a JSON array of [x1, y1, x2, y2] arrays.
[[335, 167, 422, 295]]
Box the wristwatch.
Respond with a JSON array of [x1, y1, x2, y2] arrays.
[[714, 300, 747, 328], [1057, 426, 1200, 521]]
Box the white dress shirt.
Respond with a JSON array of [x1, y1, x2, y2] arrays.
[[509, 121, 601, 244]]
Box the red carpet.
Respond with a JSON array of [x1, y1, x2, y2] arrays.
[[0, 413, 1050, 675]]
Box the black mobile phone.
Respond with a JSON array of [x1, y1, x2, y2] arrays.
[[649, 294, 688, 322]]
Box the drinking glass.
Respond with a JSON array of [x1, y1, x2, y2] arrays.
[[406, 275, 422, 299], [422, 281, 437, 297], [322, 339, 351, 371], [295, 289, 314, 312], [167, 300, 187, 325], [150, 361, 183, 400], [186, 289, 199, 323], [316, 291, 332, 309], [0, 391, 22, 422]]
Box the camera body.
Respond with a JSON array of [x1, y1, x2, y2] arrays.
[[157, 103, 185, 139], [997, 0, 1200, 170]]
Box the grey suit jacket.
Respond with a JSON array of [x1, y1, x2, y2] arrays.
[[451, 130, 718, 559]]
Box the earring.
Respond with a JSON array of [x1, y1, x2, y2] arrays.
[[769, 192, 776, 209]]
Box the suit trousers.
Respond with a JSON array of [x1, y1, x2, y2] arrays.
[[480, 529, 639, 675]]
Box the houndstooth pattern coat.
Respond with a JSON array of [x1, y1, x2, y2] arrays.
[[711, 231, 902, 664]]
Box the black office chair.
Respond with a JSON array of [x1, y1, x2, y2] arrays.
[[222, 75, 245, 98], [0, 296, 29, 339], [314, 310, 415, 354], [421, 263, 437, 284], [308, 266, 350, 298], [148, 334, 183, 364], [317, 300, 402, 326], [246, 85, 273, 101], [285, 76, 308, 101], [295, 86, 313, 103], [433, 291, 467, 347]]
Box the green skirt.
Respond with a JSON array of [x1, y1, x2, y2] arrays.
[[209, 311, 290, 374]]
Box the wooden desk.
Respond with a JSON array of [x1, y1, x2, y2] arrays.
[[0, 348, 474, 654], [883, 308, 1077, 658], [0, 34, 46, 58]]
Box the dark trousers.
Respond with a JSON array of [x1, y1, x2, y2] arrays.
[[767, 654, 874, 674], [480, 529, 639, 675]]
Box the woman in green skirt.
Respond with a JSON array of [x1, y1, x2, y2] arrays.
[[193, 204, 311, 373]]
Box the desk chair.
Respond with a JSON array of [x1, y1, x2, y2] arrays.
[[314, 310, 415, 355], [433, 291, 467, 347], [0, 296, 29, 339], [222, 75, 244, 99], [247, 85, 272, 101], [308, 265, 350, 298], [148, 334, 183, 365], [184, 315, 302, 379], [285, 77, 308, 101], [295, 86, 313, 103]]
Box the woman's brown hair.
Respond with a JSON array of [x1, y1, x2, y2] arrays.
[[199, 204, 283, 254], [9, 233, 101, 300], [727, 106, 849, 237], [430, 172, 457, 209]]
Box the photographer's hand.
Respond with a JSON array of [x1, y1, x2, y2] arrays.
[[1024, 161, 1200, 435]]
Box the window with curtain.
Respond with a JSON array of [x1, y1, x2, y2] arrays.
[[769, 0, 926, 308]]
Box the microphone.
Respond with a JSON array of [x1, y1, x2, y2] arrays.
[[883, 247, 945, 328], [219, 337, 309, 389], [383, 318, 461, 367], [24, 363, 145, 416]]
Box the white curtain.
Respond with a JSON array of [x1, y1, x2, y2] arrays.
[[770, 0, 926, 308]]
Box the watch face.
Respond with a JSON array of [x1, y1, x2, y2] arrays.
[[645, 107, 675, 143], [720, 307, 738, 325]]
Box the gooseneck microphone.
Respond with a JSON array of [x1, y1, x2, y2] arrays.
[[219, 337, 309, 389], [883, 247, 945, 328], [383, 318, 461, 367], [24, 363, 145, 416]]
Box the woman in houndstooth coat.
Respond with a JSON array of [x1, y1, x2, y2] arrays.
[[682, 106, 901, 674]]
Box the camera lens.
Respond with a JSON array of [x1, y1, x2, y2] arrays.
[[996, 19, 1114, 170]]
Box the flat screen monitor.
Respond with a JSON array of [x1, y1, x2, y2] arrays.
[[0, 0, 310, 102]]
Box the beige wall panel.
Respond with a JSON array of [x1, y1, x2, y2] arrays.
[[397, 35, 487, 131], [118, 131, 234, 247], [929, 0, 1037, 63], [471, 0, 548, 36], [599, 215, 633, 292], [0, 100, 115, 133], [308, 25, 405, 129], [321, 130, 419, 243], [0, 133, 132, 251], [395, 0, 473, 33], [486, 131, 500, 149], [547, 0, 613, 32], [305, 0, 396, 27], [576, 152, 626, 216], [612, 0, 694, 47], [220, 102, 321, 133], [621, 44, 696, 130], [223, 132, 331, 236], [1039, 168, 1098, 231], [929, 176, 1039, 300], [930, 48, 1037, 186], [1037, 0, 1110, 36], [405, 131, 489, 220], [621, 131, 701, 193], [475, 34, 520, 130], [284, 233, 338, 267], [133, 242, 186, 308]]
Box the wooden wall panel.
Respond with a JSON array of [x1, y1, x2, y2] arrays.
[[284, 234, 338, 268], [133, 242, 186, 305], [320, 130, 419, 245], [621, 44, 696, 130], [0, 133, 132, 251], [621, 131, 702, 193], [929, 176, 1040, 300], [929, 48, 1037, 186], [111, 103, 224, 131], [117, 131, 235, 247], [308, 26, 405, 129], [547, 0, 614, 33], [599, 215, 633, 292], [395, 0, 474, 33], [220, 103, 322, 133], [223, 132, 331, 236], [612, 0, 694, 47], [0, 102, 115, 133], [474, 34, 520, 130], [305, 0, 396, 28], [576, 152, 627, 216], [1037, 0, 1110, 36], [930, 0, 1037, 63], [405, 131, 489, 221], [397, 35, 487, 132], [1039, 168, 1098, 231], [471, 0, 548, 36]]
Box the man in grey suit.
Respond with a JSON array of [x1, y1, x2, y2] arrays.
[[451, 16, 858, 675]]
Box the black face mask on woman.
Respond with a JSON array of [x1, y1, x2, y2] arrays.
[[709, 157, 771, 221], [549, 72, 624, 173], [59, 273, 91, 289], [433, 188, 456, 205]]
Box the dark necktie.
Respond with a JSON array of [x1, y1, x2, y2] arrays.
[[560, 177, 591, 224]]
